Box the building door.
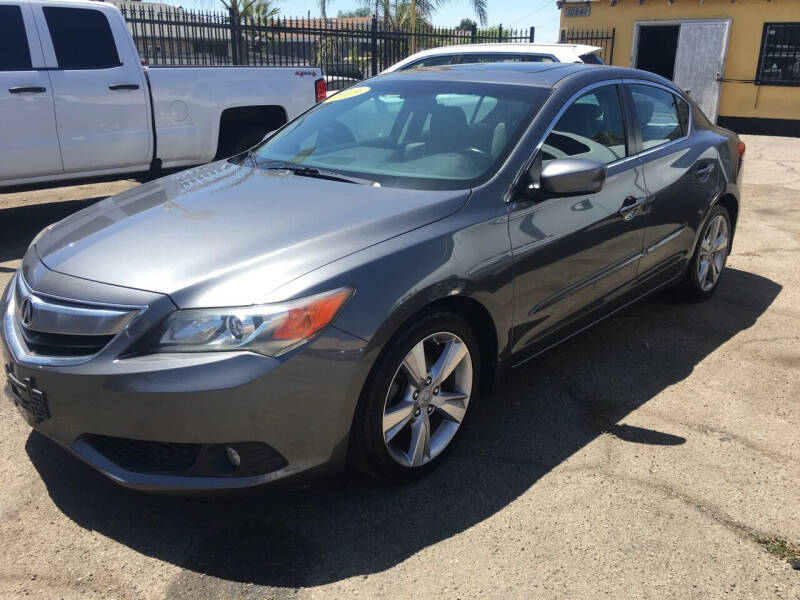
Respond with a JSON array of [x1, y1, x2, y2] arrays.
[[634, 20, 731, 123], [672, 20, 731, 123], [635, 25, 679, 80]]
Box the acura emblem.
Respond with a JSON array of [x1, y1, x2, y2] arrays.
[[20, 298, 33, 328]]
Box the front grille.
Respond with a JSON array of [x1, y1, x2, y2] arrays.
[[19, 329, 114, 357], [83, 434, 289, 478], [85, 435, 202, 473], [12, 274, 140, 359]]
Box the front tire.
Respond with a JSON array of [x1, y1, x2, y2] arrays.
[[681, 204, 731, 301], [350, 312, 480, 484]]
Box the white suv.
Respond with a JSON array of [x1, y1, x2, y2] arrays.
[[383, 43, 604, 72]]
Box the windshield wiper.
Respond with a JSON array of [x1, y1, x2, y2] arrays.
[[258, 162, 377, 186]]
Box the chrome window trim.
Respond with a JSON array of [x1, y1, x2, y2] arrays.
[[506, 77, 694, 202]]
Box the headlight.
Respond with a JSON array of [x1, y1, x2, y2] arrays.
[[149, 287, 353, 357]]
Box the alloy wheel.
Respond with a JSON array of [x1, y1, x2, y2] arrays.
[[382, 332, 473, 468], [697, 213, 729, 292]]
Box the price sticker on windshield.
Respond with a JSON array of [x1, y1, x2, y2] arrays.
[[324, 86, 371, 103]]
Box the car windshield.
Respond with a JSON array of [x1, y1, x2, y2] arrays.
[[250, 79, 548, 190]]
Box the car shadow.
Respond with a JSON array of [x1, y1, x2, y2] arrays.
[[0, 197, 106, 263], [24, 267, 780, 594]]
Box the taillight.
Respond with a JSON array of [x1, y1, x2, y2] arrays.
[[737, 141, 746, 159], [315, 78, 327, 103]]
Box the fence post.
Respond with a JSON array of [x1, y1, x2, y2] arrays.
[[609, 27, 616, 64], [471, 23, 477, 43], [229, 6, 239, 65], [371, 16, 378, 77], [529, 26, 535, 42], [559, 28, 566, 43], [498, 23, 502, 42]]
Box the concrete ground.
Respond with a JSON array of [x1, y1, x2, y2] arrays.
[[0, 135, 798, 599]]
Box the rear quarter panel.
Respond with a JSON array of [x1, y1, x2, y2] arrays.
[[146, 67, 321, 166]]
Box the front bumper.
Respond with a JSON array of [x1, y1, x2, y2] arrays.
[[1, 268, 368, 492]]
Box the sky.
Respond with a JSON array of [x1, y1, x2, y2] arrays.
[[176, 0, 562, 42]]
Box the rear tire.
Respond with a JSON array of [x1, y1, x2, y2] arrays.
[[680, 204, 731, 301], [350, 311, 480, 484]]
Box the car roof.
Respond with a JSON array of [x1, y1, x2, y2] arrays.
[[396, 42, 602, 58], [374, 61, 680, 93]]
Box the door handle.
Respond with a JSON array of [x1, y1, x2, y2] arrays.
[[619, 196, 644, 221], [9, 86, 46, 94], [696, 163, 715, 180], [108, 83, 140, 91]]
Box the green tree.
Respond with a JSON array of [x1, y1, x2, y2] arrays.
[[220, 0, 280, 63], [458, 17, 476, 29], [220, 0, 255, 64], [319, 0, 330, 18], [337, 7, 371, 17], [243, 0, 280, 20], [357, 0, 432, 28], [412, 0, 486, 34]]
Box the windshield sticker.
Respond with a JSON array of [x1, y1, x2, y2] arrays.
[[324, 86, 370, 102]]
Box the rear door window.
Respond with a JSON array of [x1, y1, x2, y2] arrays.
[[629, 84, 688, 149], [542, 84, 628, 164], [579, 52, 604, 65], [403, 55, 455, 69], [459, 53, 555, 64], [43, 7, 120, 69], [0, 5, 32, 71]]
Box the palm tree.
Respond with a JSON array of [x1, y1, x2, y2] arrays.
[[219, 0, 280, 63], [409, 0, 487, 33], [243, 0, 280, 20], [357, 0, 433, 28]]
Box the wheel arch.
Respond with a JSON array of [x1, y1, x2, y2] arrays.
[[214, 105, 288, 160], [362, 293, 501, 399], [715, 192, 739, 248]]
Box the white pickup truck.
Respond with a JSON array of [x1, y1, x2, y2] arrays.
[[0, 0, 326, 188]]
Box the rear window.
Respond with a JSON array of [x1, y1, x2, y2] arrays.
[[404, 52, 556, 70], [0, 5, 32, 71], [579, 52, 604, 65], [43, 7, 120, 70], [404, 55, 454, 69], [458, 53, 555, 64]]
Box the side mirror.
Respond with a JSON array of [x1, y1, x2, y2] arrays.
[[531, 158, 607, 197]]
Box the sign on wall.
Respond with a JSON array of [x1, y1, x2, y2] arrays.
[[564, 6, 591, 17]]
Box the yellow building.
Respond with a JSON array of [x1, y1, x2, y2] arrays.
[[558, 0, 800, 135]]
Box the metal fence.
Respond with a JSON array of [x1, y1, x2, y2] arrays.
[[119, 5, 536, 89], [560, 27, 616, 64]]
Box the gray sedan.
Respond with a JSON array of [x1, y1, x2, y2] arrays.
[[1, 62, 743, 491]]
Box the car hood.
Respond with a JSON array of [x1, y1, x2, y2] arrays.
[[35, 161, 470, 307]]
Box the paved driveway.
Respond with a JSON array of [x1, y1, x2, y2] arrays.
[[0, 135, 798, 599]]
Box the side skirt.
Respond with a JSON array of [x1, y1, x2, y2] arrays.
[[510, 270, 683, 369]]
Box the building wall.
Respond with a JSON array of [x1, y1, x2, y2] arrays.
[[559, 0, 800, 133]]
